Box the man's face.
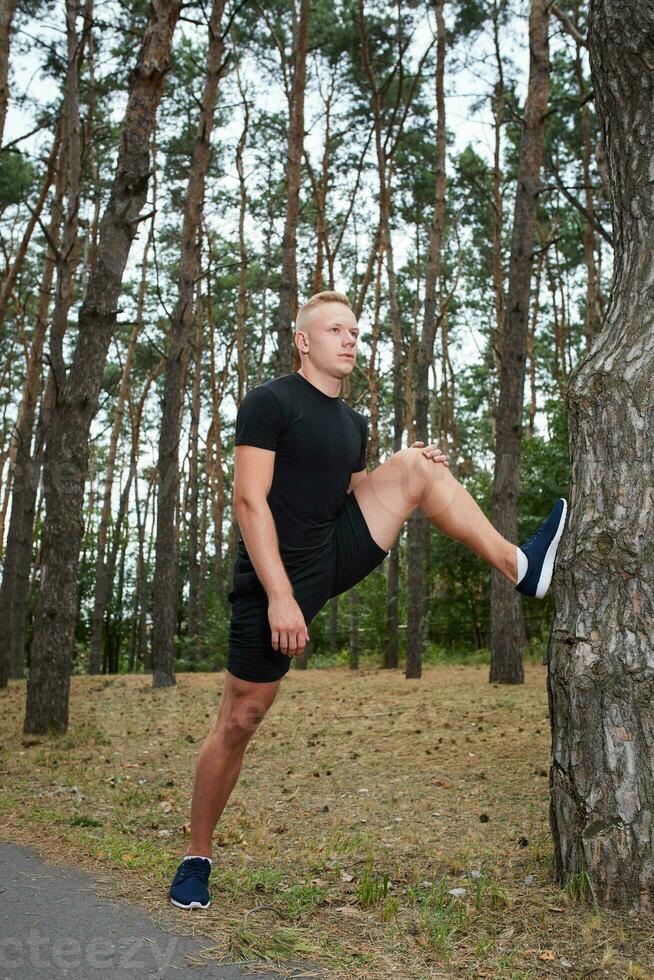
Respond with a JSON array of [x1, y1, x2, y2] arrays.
[[295, 302, 359, 376]]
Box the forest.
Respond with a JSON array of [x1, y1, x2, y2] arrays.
[[0, 0, 599, 691], [3, 0, 654, 972]]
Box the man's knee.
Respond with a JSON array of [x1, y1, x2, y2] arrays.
[[390, 446, 450, 507], [217, 692, 273, 749]]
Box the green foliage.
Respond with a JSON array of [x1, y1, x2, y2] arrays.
[[0, 150, 35, 207]]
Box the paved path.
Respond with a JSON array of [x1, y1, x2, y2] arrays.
[[0, 840, 323, 979]]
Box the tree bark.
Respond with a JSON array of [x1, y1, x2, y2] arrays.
[[0, 0, 18, 146], [23, 0, 182, 733], [349, 587, 358, 670], [548, 0, 654, 909], [151, 0, 226, 688], [0, 123, 63, 686], [275, 0, 310, 375], [187, 282, 203, 649], [573, 38, 601, 347], [88, 217, 154, 674], [489, 0, 550, 685], [406, 0, 446, 679]]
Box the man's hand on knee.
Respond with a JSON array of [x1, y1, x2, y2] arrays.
[[410, 440, 450, 467]]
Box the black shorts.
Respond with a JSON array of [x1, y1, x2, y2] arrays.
[[226, 490, 389, 682]]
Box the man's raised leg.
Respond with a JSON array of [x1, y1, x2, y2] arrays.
[[353, 447, 519, 584]]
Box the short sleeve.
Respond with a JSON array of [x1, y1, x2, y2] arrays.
[[234, 385, 287, 452], [355, 416, 367, 471]]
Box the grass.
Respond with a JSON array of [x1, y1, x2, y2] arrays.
[[1, 663, 654, 978]]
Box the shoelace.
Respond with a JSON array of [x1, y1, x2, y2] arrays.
[[174, 858, 210, 883]]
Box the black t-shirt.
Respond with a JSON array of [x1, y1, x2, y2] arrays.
[[233, 371, 367, 573]]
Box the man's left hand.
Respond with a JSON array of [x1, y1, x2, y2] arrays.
[[410, 440, 450, 467]]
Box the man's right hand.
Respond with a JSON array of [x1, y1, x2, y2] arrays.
[[268, 594, 310, 657]]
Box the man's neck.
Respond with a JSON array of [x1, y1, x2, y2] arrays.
[[296, 366, 342, 399]]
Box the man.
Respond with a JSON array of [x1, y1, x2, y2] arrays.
[[168, 289, 567, 910]]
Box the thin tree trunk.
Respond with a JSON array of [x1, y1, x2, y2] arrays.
[[573, 37, 601, 347], [126, 364, 161, 673], [489, 0, 550, 685], [406, 0, 446, 679], [102, 464, 134, 671], [24, 0, 182, 733], [527, 239, 546, 436], [152, 0, 226, 688], [187, 282, 203, 648], [0, 116, 61, 326], [275, 0, 310, 374], [548, 0, 654, 910], [88, 216, 154, 674], [204, 228, 235, 592], [234, 56, 249, 404], [490, 0, 506, 378], [197, 476, 208, 646], [1, 0, 81, 685], [0, 0, 18, 144], [349, 587, 358, 670], [0, 126, 64, 686]]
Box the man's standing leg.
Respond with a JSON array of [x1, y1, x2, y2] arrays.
[[169, 670, 282, 909], [185, 670, 281, 856]]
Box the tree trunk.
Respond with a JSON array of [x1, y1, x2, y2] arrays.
[[1, 0, 81, 687], [0, 114, 61, 326], [102, 465, 134, 671], [489, 0, 549, 685], [406, 0, 446, 679], [88, 219, 154, 674], [329, 595, 338, 655], [187, 284, 203, 650], [0, 0, 18, 144], [349, 587, 358, 670], [548, 0, 654, 910], [234, 56, 249, 404], [573, 37, 601, 348], [0, 124, 63, 686], [151, 0, 225, 689], [275, 0, 310, 375], [24, 0, 182, 734], [490, 0, 506, 374]]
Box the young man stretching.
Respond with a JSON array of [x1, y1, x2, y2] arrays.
[[169, 290, 568, 910]]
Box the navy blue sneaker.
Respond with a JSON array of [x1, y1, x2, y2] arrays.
[[515, 498, 568, 599], [169, 856, 211, 910]]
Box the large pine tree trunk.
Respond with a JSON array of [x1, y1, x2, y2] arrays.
[[489, 0, 550, 684], [23, 0, 182, 733], [548, 0, 654, 909], [151, 0, 225, 688]]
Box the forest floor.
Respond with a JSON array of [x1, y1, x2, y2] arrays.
[[1, 663, 653, 980]]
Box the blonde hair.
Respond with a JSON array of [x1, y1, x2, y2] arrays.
[[295, 290, 354, 335]]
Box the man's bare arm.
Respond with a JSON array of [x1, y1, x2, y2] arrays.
[[232, 445, 292, 600]]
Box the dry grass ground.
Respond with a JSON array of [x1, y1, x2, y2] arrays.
[[1, 664, 653, 979]]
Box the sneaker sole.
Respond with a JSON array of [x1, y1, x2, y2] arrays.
[[535, 498, 568, 599], [169, 897, 211, 910]]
